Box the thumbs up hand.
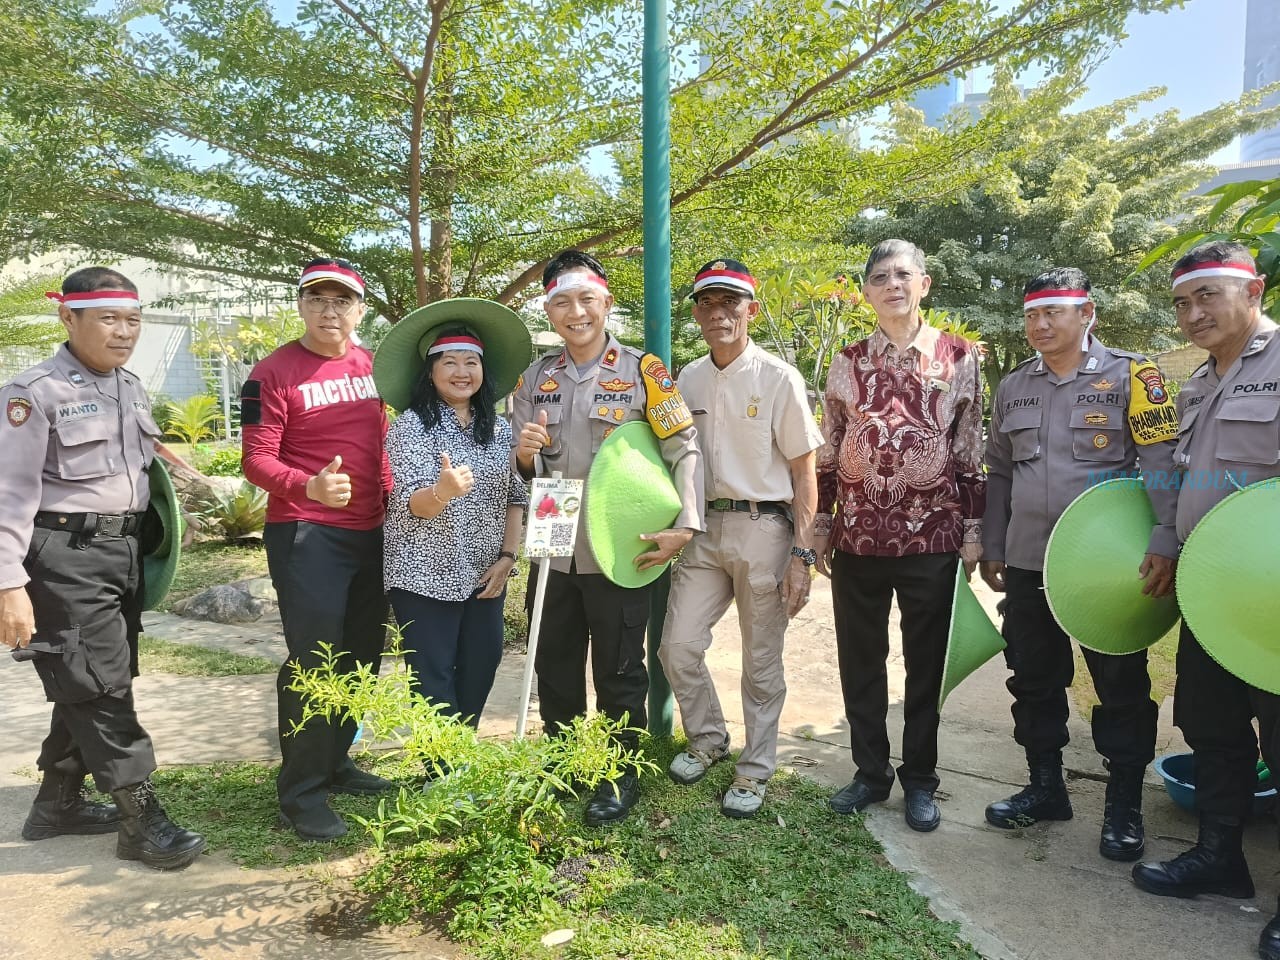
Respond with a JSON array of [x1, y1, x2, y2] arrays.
[[306, 454, 353, 508], [435, 451, 474, 500], [516, 408, 552, 467]]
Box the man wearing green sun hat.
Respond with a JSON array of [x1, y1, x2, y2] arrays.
[[981, 266, 1179, 861], [511, 249, 704, 827], [1129, 241, 1280, 960]]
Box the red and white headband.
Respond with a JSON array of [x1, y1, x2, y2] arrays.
[[1023, 288, 1090, 308], [299, 263, 365, 296], [46, 290, 141, 310], [427, 333, 484, 357], [1171, 260, 1258, 289], [692, 267, 757, 298], [544, 271, 609, 299]]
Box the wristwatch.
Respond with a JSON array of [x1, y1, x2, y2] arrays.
[[791, 546, 817, 567]]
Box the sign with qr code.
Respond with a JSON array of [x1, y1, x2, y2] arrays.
[[524, 478, 584, 557]]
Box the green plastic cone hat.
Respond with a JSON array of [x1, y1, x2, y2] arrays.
[[142, 458, 183, 611], [1043, 477, 1179, 654], [939, 564, 1006, 710], [372, 298, 532, 412], [1177, 481, 1280, 695], [585, 421, 682, 588]]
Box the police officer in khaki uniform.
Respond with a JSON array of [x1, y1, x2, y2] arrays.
[[1130, 243, 1280, 960], [658, 258, 823, 820], [981, 267, 1178, 861], [0, 267, 204, 870], [511, 249, 704, 826]]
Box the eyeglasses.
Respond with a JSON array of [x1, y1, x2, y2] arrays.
[[301, 294, 358, 314], [865, 270, 920, 287]]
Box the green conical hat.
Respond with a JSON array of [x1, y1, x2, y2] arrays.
[[1043, 477, 1180, 654], [585, 421, 682, 589], [142, 458, 183, 611], [939, 564, 1006, 710], [1177, 481, 1280, 695], [372, 298, 532, 412]]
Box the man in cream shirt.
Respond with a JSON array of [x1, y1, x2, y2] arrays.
[[658, 258, 823, 819]]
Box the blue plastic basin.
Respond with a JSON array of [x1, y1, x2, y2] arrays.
[[1154, 752, 1276, 817]]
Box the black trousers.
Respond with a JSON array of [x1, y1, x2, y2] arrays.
[[1002, 567, 1157, 769], [23, 527, 156, 792], [264, 521, 388, 819], [534, 564, 650, 754], [390, 587, 505, 728], [1174, 622, 1280, 820], [830, 550, 957, 794]]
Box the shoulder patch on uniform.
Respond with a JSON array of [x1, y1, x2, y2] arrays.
[[1127, 359, 1177, 445], [240, 378, 263, 426], [6, 396, 32, 428], [640, 353, 693, 438]]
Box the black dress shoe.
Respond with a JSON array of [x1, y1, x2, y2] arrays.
[[584, 774, 639, 826], [829, 780, 890, 815], [905, 788, 941, 832], [331, 766, 397, 796], [1259, 910, 1280, 960], [278, 804, 349, 842]]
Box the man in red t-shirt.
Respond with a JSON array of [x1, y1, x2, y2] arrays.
[[241, 258, 394, 841]]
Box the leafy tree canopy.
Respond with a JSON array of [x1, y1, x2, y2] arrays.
[[842, 75, 1280, 390], [1, 0, 1183, 320]]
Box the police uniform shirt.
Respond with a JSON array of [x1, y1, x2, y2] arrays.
[[1175, 318, 1280, 541], [0, 344, 159, 589], [983, 337, 1179, 571], [510, 333, 704, 575], [679, 338, 823, 503]]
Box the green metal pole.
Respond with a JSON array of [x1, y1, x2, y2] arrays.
[[642, 0, 675, 739]]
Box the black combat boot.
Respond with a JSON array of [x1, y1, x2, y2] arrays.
[[22, 769, 121, 840], [1131, 813, 1254, 899], [111, 779, 206, 870], [986, 753, 1074, 828], [1099, 764, 1146, 861], [1260, 898, 1280, 960]]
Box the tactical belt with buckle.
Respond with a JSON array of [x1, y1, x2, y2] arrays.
[[34, 511, 144, 537], [706, 498, 789, 517]]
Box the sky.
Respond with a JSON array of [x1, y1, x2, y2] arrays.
[[1062, 0, 1249, 162]]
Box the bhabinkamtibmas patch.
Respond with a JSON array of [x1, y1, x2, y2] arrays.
[[1127, 360, 1178, 445], [641, 354, 692, 438]]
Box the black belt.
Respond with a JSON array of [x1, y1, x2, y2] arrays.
[[34, 511, 144, 537], [707, 498, 789, 517]]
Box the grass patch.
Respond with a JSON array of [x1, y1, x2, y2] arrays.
[[138, 635, 276, 677], [476, 739, 979, 959], [1070, 623, 1178, 716], [158, 740, 978, 959], [161, 539, 271, 612], [152, 758, 400, 869], [504, 555, 531, 647]]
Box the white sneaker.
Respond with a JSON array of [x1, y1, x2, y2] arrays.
[[668, 736, 730, 785], [721, 776, 766, 819]]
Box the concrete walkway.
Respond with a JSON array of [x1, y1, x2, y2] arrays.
[[1, 579, 1275, 960]]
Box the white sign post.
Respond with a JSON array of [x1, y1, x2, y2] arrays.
[[515, 473, 584, 738]]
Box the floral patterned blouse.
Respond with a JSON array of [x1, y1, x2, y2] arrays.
[[384, 405, 528, 601], [817, 324, 985, 557]]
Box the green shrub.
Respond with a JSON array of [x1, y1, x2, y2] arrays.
[[195, 443, 244, 477], [195, 480, 267, 540], [166, 394, 223, 444], [287, 636, 648, 940]]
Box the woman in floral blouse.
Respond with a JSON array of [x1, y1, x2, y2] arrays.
[[374, 302, 531, 733]]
